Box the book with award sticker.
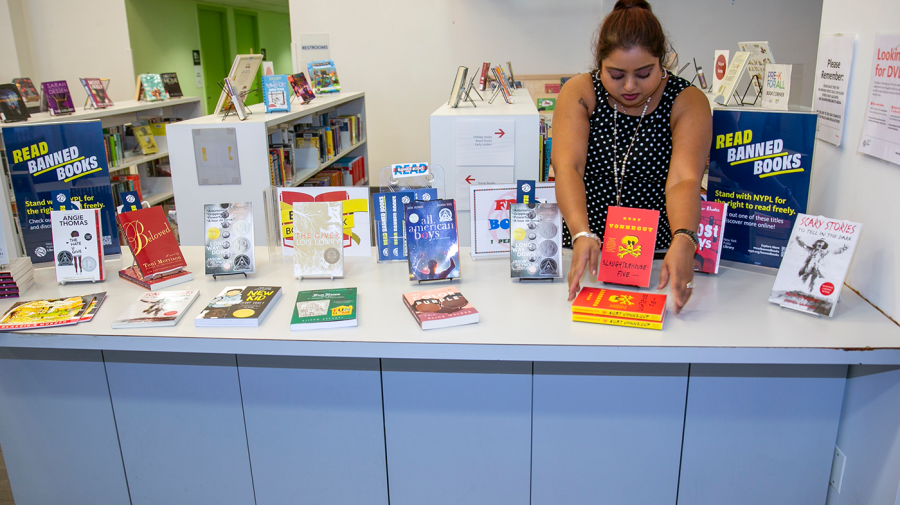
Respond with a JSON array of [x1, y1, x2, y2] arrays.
[[405, 199, 460, 281], [290, 287, 357, 330], [51, 208, 105, 283], [509, 202, 562, 279], [292, 201, 344, 278], [195, 286, 282, 327], [204, 202, 255, 276]]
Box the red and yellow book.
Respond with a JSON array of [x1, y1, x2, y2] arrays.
[[572, 287, 666, 330], [598, 206, 660, 288]]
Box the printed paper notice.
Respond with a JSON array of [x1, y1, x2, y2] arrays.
[[814, 34, 855, 146], [858, 34, 900, 166], [455, 119, 515, 166]]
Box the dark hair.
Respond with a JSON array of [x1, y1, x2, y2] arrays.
[[593, 0, 669, 70]]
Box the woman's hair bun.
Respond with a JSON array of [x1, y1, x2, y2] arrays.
[[613, 0, 653, 12]]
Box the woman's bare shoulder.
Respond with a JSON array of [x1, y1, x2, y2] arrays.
[[558, 73, 597, 114]]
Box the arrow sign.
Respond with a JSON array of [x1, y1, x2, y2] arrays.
[[465, 175, 475, 184], [495, 129, 505, 138]]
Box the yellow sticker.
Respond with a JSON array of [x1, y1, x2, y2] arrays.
[[207, 227, 220, 240], [512, 228, 527, 241], [232, 309, 256, 318]]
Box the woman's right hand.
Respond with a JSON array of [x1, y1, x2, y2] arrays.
[[568, 237, 601, 301]]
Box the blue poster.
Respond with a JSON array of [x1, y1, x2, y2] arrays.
[[706, 109, 817, 268], [3, 121, 120, 263]]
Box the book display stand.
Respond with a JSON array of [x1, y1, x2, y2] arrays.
[[212, 272, 248, 281], [722, 75, 763, 106], [379, 164, 445, 194]]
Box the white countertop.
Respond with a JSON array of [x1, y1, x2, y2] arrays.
[[0, 247, 896, 364]]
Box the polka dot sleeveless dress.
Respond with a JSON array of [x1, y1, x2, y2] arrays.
[[562, 73, 693, 250]]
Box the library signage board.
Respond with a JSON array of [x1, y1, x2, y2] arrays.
[[706, 109, 816, 268], [2, 121, 120, 264], [469, 182, 556, 259]]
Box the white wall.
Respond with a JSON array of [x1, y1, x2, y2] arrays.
[[809, 0, 900, 319], [3, 0, 135, 103], [289, 0, 823, 175], [0, 0, 21, 82]]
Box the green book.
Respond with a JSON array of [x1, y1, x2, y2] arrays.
[[290, 287, 358, 331]]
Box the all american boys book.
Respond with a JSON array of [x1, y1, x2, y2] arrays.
[[405, 199, 460, 281]]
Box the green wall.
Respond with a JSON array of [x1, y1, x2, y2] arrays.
[[125, 0, 292, 115]]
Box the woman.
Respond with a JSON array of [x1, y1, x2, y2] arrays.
[[553, 0, 711, 314]]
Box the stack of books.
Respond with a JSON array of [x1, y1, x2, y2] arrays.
[[572, 287, 667, 330], [0, 292, 106, 331], [0, 258, 35, 299]]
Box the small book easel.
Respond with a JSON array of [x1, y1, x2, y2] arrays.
[[217, 82, 256, 121], [213, 271, 248, 281], [83, 79, 111, 110], [726, 75, 763, 106]]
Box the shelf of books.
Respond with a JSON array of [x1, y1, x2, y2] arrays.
[[0, 95, 201, 261], [167, 91, 367, 248]]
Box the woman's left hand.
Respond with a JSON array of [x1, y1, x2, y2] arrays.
[[657, 236, 696, 315]]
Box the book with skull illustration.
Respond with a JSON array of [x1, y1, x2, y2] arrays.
[[204, 202, 255, 276], [509, 202, 562, 279], [50, 208, 105, 283], [768, 213, 861, 317], [598, 206, 660, 288], [292, 201, 344, 278]]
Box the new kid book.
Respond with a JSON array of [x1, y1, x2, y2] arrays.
[[41, 80, 75, 115], [695, 201, 727, 274], [0, 84, 30, 122], [80, 78, 114, 108], [111, 290, 200, 328], [195, 286, 283, 327], [12, 78, 39, 105], [288, 72, 315, 103], [598, 206, 660, 288], [160, 73, 183, 98], [292, 201, 344, 278], [290, 287, 358, 330], [116, 206, 187, 279], [768, 214, 862, 317], [262, 74, 291, 113], [307, 60, 340, 94], [509, 202, 562, 279], [204, 202, 255, 276], [405, 199, 460, 281], [402, 286, 478, 330], [51, 208, 105, 283]]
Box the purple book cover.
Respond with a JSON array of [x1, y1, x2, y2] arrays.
[[41, 80, 75, 115]]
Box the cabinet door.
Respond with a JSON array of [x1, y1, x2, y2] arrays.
[[104, 351, 255, 505], [237, 355, 389, 505], [532, 362, 689, 505], [678, 364, 846, 505], [382, 359, 532, 505], [0, 348, 131, 505]]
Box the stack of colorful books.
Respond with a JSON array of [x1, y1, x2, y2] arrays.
[[0, 257, 34, 299], [571, 287, 667, 330]]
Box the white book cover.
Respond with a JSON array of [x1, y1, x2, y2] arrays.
[[768, 214, 862, 317], [292, 201, 344, 278], [712, 50, 730, 95], [111, 290, 201, 328], [204, 202, 255, 276], [738, 41, 776, 94], [51, 209, 104, 283], [761, 64, 792, 110], [276, 186, 371, 257], [713, 52, 750, 105]]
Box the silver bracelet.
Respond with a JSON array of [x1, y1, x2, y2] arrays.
[[571, 231, 601, 244]]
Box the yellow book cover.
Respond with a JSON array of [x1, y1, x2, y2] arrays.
[[133, 125, 158, 155], [572, 312, 664, 330]]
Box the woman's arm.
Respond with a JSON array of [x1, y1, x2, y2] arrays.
[[658, 86, 712, 314], [552, 74, 599, 300]]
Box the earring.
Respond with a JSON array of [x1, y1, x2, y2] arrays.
[[594, 69, 602, 80], [661, 67, 669, 79]]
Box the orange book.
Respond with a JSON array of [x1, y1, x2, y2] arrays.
[[571, 312, 665, 330], [598, 206, 660, 287], [571, 287, 666, 322]]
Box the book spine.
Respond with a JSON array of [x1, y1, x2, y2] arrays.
[[571, 308, 662, 321], [572, 313, 663, 330]]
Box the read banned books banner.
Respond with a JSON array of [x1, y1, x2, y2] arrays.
[[2, 122, 120, 263], [706, 109, 816, 268]]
